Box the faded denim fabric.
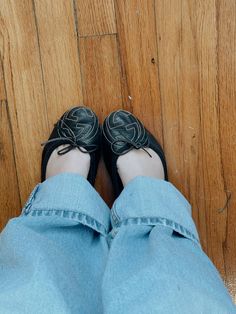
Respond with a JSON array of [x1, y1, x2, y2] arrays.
[[0, 173, 235, 314]]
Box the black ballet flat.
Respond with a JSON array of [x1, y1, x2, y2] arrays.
[[102, 109, 168, 197], [41, 106, 101, 185]]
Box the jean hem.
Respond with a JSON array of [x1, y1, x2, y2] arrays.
[[21, 173, 111, 236], [111, 176, 199, 242], [21, 208, 109, 236], [112, 215, 200, 245]]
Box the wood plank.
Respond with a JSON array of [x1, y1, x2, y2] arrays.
[[115, 0, 163, 140], [155, 0, 228, 279], [75, 0, 116, 36], [0, 60, 21, 230], [217, 0, 236, 301], [0, 0, 49, 204], [79, 35, 122, 205], [33, 0, 83, 126], [155, 0, 206, 244]]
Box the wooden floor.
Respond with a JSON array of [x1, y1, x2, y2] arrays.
[[0, 0, 235, 302]]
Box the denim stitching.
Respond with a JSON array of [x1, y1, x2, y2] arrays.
[[112, 216, 199, 245], [22, 208, 109, 236], [21, 184, 40, 215], [111, 211, 119, 225], [111, 203, 121, 222]]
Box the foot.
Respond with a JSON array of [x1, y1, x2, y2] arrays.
[[117, 147, 165, 186], [41, 106, 101, 185], [102, 110, 168, 197], [46, 145, 91, 179]]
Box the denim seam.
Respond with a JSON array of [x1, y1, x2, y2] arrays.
[[21, 208, 109, 236], [22, 184, 40, 214], [110, 209, 120, 226], [112, 216, 200, 246], [111, 205, 121, 226]]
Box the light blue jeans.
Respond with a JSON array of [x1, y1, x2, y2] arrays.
[[0, 173, 235, 313]]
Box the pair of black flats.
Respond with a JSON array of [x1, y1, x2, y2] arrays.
[[41, 107, 168, 197]]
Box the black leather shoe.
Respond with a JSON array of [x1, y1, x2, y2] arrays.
[[102, 110, 168, 197], [41, 106, 101, 185]]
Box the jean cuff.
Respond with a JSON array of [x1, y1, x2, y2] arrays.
[[21, 173, 111, 236], [111, 176, 199, 244]]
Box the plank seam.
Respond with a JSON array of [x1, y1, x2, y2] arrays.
[[72, 0, 85, 104], [113, 1, 131, 111], [0, 59, 21, 207], [153, 0, 165, 148], [31, 0, 50, 132], [79, 32, 117, 38], [215, 0, 228, 281]]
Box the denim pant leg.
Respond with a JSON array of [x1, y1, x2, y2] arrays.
[[102, 176, 236, 314], [0, 173, 110, 314]]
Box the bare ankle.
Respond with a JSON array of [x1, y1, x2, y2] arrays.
[[46, 145, 91, 179], [117, 148, 165, 186]]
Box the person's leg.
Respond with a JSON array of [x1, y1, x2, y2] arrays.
[[102, 109, 235, 313], [102, 176, 236, 313], [0, 173, 110, 314]]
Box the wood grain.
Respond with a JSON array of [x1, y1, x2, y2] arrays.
[[76, 0, 116, 36], [79, 35, 122, 205], [115, 0, 163, 140], [217, 0, 236, 301], [0, 60, 21, 230], [33, 0, 83, 126], [155, 0, 209, 250], [0, 0, 49, 204]]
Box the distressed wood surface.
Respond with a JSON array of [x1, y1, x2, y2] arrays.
[[0, 0, 235, 301]]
